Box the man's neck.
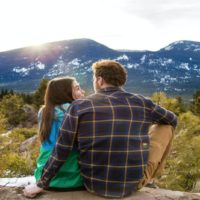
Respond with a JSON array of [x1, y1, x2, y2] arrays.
[[100, 84, 115, 89]]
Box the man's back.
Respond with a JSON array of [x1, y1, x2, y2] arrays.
[[75, 87, 177, 198], [35, 60, 177, 199]]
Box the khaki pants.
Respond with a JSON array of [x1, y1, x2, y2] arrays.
[[138, 124, 174, 188]]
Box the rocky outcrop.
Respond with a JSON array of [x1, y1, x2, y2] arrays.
[[193, 180, 200, 193], [0, 177, 200, 200], [0, 186, 200, 200], [19, 135, 38, 153], [0, 176, 35, 187]]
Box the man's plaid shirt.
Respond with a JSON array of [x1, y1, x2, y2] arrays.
[[37, 87, 177, 198]]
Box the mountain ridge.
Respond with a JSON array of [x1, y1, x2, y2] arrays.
[[0, 38, 200, 100]]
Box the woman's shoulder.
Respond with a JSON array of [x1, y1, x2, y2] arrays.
[[55, 103, 70, 112], [54, 103, 71, 119], [38, 103, 71, 121], [61, 103, 71, 110]]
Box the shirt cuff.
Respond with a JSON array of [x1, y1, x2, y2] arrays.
[[37, 179, 49, 189]]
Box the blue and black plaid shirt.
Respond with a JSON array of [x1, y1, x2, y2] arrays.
[[37, 87, 177, 198]]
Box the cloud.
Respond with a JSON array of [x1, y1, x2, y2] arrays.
[[118, 0, 200, 25]]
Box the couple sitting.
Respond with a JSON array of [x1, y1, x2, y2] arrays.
[[24, 60, 177, 198]]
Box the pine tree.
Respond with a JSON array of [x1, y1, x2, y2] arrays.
[[33, 79, 49, 109], [190, 89, 200, 116]]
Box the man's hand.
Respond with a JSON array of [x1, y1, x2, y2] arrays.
[[23, 184, 43, 198]]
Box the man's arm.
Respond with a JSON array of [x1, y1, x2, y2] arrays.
[[151, 103, 177, 128], [37, 103, 79, 188]]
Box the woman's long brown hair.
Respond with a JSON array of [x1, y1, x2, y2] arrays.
[[39, 77, 75, 143]]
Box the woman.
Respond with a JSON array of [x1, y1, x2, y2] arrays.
[[24, 76, 85, 197]]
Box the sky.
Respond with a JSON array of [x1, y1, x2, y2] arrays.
[[0, 0, 200, 52]]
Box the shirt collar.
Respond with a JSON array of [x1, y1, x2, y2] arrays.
[[97, 86, 124, 94]]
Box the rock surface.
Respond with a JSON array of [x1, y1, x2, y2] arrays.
[[0, 186, 200, 200], [0, 177, 200, 200], [19, 135, 38, 153], [0, 176, 35, 187]]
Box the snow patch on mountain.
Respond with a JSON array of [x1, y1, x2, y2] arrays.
[[179, 63, 190, 70], [12, 61, 45, 77], [29, 61, 45, 70], [149, 58, 173, 66], [163, 41, 200, 52], [68, 58, 81, 66], [164, 45, 174, 51], [182, 43, 200, 51], [148, 69, 159, 74], [160, 75, 177, 84], [13, 67, 30, 76], [193, 64, 200, 73], [46, 58, 67, 77], [191, 44, 200, 48], [174, 88, 185, 92], [126, 63, 139, 69], [194, 48, 200, 52], [115, 54, 129, 61], [174, 41, 184, 45], [46, 69, 64, 77], [45, 58, 93, 78], [140, 55, 146, 64], [35, 61, 45, 70]]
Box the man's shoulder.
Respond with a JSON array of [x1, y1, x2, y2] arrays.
[[123, 92, 155, 107], [124, 92, 149, 101]]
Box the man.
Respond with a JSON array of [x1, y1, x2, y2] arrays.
[[24, 60, 177, 198]]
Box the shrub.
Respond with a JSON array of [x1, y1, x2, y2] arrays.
[[0, 94, 27, 126], [0, 112, 8, 134], [157, 112, 200, 191], [0, 152, 33, 177], [0, 127, 40, 177]]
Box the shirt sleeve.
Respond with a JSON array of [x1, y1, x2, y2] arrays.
[[37, 103, 79, 188], [151, 103, 178, 129]]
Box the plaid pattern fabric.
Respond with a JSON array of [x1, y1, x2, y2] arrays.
[[37, 87, 177, 198]]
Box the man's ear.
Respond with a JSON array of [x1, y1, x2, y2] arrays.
[[97, 76, 104, 86]]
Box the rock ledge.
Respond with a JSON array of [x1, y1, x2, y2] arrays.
[[0, 177, 199, 200]]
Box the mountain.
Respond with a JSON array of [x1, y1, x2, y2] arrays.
[[0, 38, 200, 100]]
